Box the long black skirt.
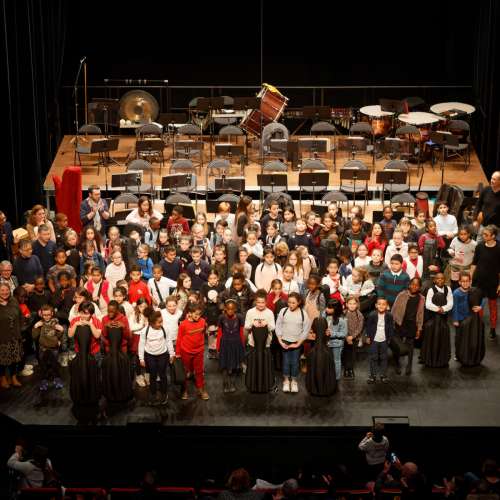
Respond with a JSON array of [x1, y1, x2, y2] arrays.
[[245, 327, 274, 393], [306, 345, 337, 396], [102, 351, 133, 403], [456, 314, 485, 367], [422, 315, 451, 368]]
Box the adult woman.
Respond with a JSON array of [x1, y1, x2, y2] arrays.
[[26, 205, 56, 242], [234, 195, 254, 242], [0, 283, 23, 389], [125, 196, 163, 229]]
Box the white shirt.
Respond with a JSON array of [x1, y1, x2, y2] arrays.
[[138, 325, 174, 361], [160, 308, 182, 342], [433, 213, 458, 237], [125, 208, 164, 228], [426, 285, 454, 312], [448, 237, 477, 267], [148, 276, 176, 307], [105, 262, 127, 290], [280, 278, 300, 295], [242, 241, 263, 259], [374, 313, 386, 342], [244, 306, 275, 347], [384, 241, 409, 266], [354, 256, 371, 268], [340, 275, 375, 298]]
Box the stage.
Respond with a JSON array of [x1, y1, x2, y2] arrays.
[[2, 326, 500, 428], [43, 134, 488, 199]]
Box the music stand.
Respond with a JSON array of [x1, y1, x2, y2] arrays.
[[376, 170, 408, 206], [206, 199, 238, 214], [232, 97, 261, 110], [301, 106, 332, 121], [111, 172, 143, 193], [90, 137, 120, 190], [88, 98, 120, 136], [257, 173, 288, 194], [214, 177, 245, 194], [430, 131, 459, 185], [215, 144, 245, 158], [161, 174, 192, 192], [197, 97, 225, 161], [340, 168, 371, 207], [164, 201, 196, 221], [338, 137, 368, 160], [298, 172, 329, 212]]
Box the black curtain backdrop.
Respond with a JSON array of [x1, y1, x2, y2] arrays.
[[1, 0, 67, 225], [473, 0, 500, 180]]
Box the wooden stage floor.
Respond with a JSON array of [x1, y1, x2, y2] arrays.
[[44, 135, 488, 194]]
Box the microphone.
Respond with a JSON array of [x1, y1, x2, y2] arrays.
[[80, 56, 86, 64]]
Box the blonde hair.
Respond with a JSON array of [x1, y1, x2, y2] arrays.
[[286, 250, 303, 272], [274, 241, 289, 256]]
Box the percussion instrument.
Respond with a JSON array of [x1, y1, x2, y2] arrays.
[[240, 83, 289, 137], [119, 90, 159, 123], [360, 105, 394, 137], [415, 191, 430, 218], [430, 102, 476, 118], [398, 112, 443, 142]]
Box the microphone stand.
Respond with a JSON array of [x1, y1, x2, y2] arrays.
[[71, 57, 86, 147]]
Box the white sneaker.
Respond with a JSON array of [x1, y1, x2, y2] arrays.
[[135, 374, 146, 387], [282, 379, 290, 393], [290, 380, 299, 393], [20, 366, 34, 377]]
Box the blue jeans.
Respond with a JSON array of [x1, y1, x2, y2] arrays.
[[369, 341, 388, 377], [331, 347, 343, 380], [282, 347, 301, 378]]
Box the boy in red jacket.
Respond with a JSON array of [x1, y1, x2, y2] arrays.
[[128, 265, 152, 306], [176, 303, 209, 400]]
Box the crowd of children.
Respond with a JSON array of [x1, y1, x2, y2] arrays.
[[0, 192, 498, 418]]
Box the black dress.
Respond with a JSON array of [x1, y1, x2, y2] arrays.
[[306, 318, 337, 396], [245, 326, 274, 393], [69, 325, 100, 422], [218, 315, 245, 371], [472, 242, 500, 299], [456, 287, 485, 367], [102, 326, 133, 404], [422, 287, 451, 368]]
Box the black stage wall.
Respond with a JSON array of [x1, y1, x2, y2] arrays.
[[2, 0, 499, 224]]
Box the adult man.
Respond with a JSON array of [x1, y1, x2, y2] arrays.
[[473, 171, 500, 233], [80, 185, 110, 234]]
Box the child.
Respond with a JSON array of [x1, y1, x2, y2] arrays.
[[139, 310, 175, 406], [101, 300, 134, 408], [265, 222, 282, 247], [337, 246, 353, 280], [128, 265, 152, 306], [366, 249, 387, 287], [275, 292, 312, 393], [68, 301, 102, 423], [244, 290, 276, 393], [176, 235, 193, 270], [148, 264, 176, 310], [186, 246, 210, 291], [85, 266, 112, 314], [79, 261, 94, 287], [80, 226, 104, 255], [471, 225, 500, 340], [222, 227, 239, 272], [210, 219, 228, 249], [452, 272, 485, 367], [166, 205, 190, 242], [214, 201, 235, 231], [322, 259, 342, 300], [288, 218, 314, 255], [323, 299, 347, 381], [32, 304, 64, 392], [418, 219, 446, 254], [161, 296, 182, 348], [274, 241, 290, 269], [364, 223, 388, 257], [129, 297, 149, 387], [422, 273, 453, 368], [412, 209, 427, 233], [160, 245, 182, 283], [304, 274, 326, 321], [379, 206, 397, 241], [280, 208, 296, 241], [52, 271, 76, 325], [354, 243, 371, 269], [136, 244, 154, 281], [266, 279, 288, 316], [47, 249, 77, 293], [54, 213, 69, 249], [104, 226, 124, 263], [105, 251, 127, 290], [340, 267, 375, 312], [344, 217, 366, 255], [377, 254, 410, 307], [112, 286, 134, 320], [281, 264, 300, 295], [200, 269, 225, 359], [391, 278, 425, 375], [27, 276, 51, 312], [366, 297, 394, 384], [384, 230, 409, 265], [305, 211, 321, 248], [397, 217, 419, 244], [242, 230, 264, 262], [154, 229, 170, 264], [69, 287, 103, 322], [172, 273, 191, 313], [217, 299, 245, 393], [447, 226, 477, 289], [237, 247, 252, 281], [80, 240, 105, 275], [260, 200, 282, 241], [212, 244, 228, 283], [343, 296, 364, 378], [144, 216, 161, 250], [176, 303, 209, 400], [402, 245, 424, 280], [255, 247, 282, 292], [433, 201, 458, 244]]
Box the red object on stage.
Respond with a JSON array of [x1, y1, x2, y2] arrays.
[[52, 166, 83, 233], [415, 191, 430, 218]]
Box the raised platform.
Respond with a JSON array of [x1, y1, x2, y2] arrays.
[[2, 325, 500, 428], [43, 135, 488, 195]]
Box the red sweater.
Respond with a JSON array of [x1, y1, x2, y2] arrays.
[[70, 316, 102, 356], [166, 216, 190, 237], [364, 236, 387, 256], [176, 318, 206, 356], [266, 291, 288, 313], [101, 313, 131, 353], [128, 280, 152, 305]]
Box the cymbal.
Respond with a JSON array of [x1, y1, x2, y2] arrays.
[[119, 90, 159, 123]]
